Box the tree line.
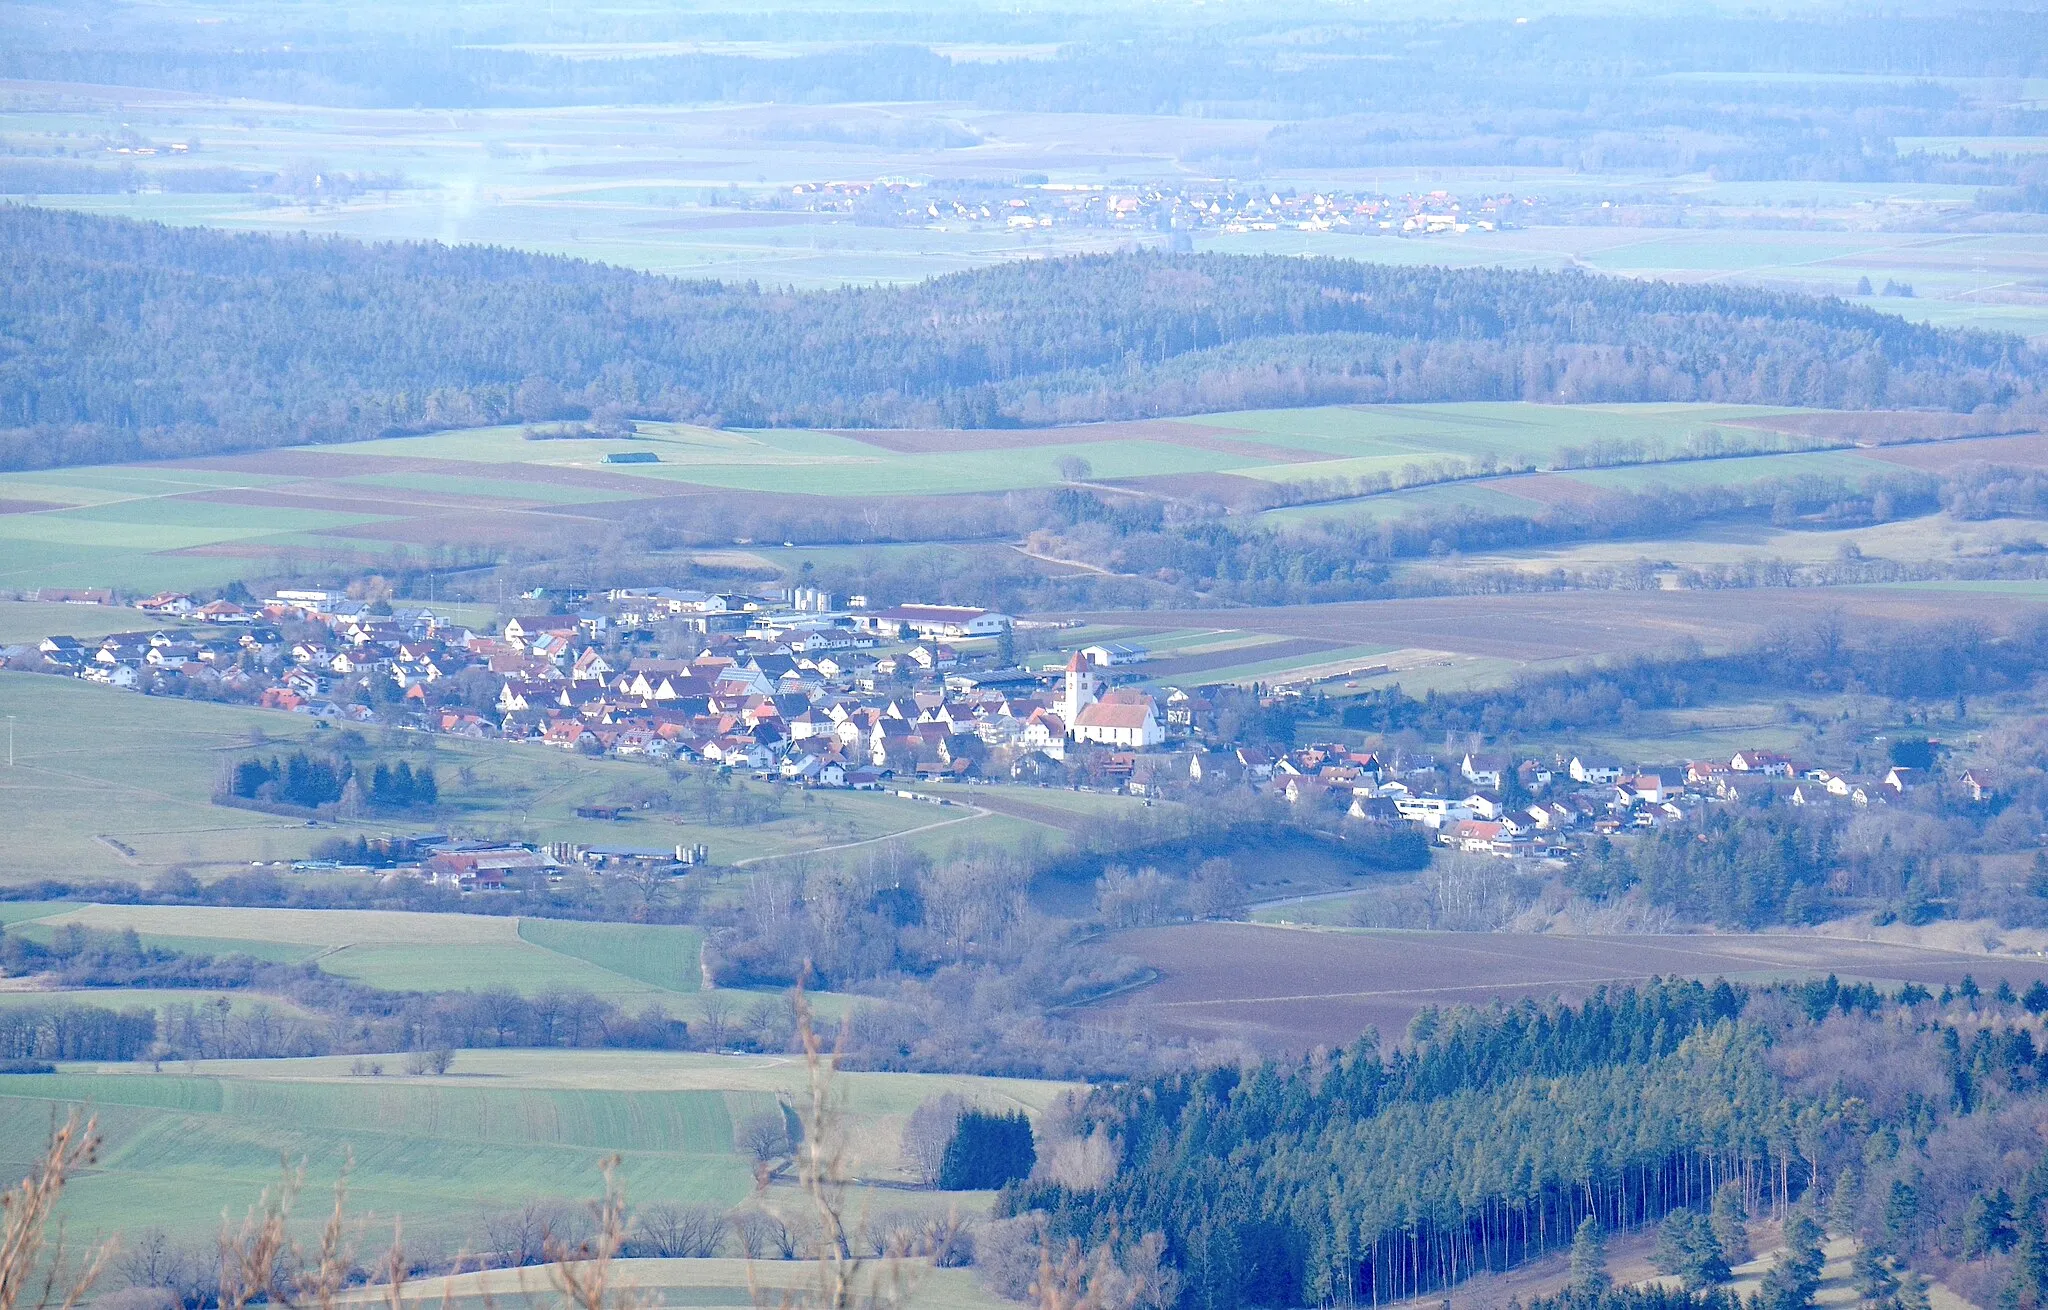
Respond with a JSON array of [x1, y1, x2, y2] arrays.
[[2, 206, 2036, 470]]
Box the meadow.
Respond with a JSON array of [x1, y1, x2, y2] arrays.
[[6, 903, 713, 1001], [0, 1047, 1074, 1245]]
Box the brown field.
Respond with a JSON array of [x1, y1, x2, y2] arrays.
[[1726, 411, 2027, 443], [1478, 472, 1626, 510], [1858, 430, 2048, 472], [1065, 585, 2048, 664], [832, 417, 1267, 454], [1104, 471, 1279, 507], [0, 499, 65, 514], [1083, 922, 2048, 1051], [1138, 635, 1345, 679]]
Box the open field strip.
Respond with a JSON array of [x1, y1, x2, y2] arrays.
[[14, 904, 710, 1001], [328, 1258, 1010, 1310], [0, 1049, 1073, 1243], [0, 987, 320, 1017]]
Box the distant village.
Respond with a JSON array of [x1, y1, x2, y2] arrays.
[[765, 179, 1535, 239], [6, 583, 1976, 886]]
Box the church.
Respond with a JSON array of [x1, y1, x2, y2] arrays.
[[1059, 652, 1165, 749]]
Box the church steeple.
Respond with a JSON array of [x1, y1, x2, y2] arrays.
[[1061, 651, 1100, 727]]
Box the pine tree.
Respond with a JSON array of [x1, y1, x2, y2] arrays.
[[1711, 1182, 1751, 1264], [1570, 1216, 1612, 1294], [1756, 1214, 1824, 1310]]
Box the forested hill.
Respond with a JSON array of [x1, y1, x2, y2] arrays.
[[1, 205, 2038, 471]]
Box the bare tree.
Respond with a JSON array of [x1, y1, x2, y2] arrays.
[[740, 1110, 793, 1172], [901, 1095, 966, 1188], [482, 1202, 583, 1269], [634, 1203, 727, 1259], [698, 992, 736, 1049], [731, 1210, 786, 1261]]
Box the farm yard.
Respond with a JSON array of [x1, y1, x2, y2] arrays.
[[0, 1047, 1072, 1246], [1082, 923, 2048, 1052]]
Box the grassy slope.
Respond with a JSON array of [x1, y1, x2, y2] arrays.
[[0, 671, 1009, 882], [1, 1049, 1073, 1244], [16, 905, 695, 999]]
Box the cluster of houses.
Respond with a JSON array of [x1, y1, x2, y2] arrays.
[[1217, 742, 1985, 861], [10, 586, 1190, 787], [773, 178, 1534, 239], [10, 586, 1987, 873]]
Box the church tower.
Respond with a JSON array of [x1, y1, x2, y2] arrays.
[[1060, 651, 1100, 728]]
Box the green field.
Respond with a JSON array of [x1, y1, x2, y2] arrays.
[[0, 987, 320, 1018], [13, 905, 711, 1002], [0, 672, 1019, 882], [0, 1048, 1073, 1245]]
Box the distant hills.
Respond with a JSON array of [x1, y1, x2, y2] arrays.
[[1, 204, 2038, 472]]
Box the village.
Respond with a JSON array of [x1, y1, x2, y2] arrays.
[[4, 583, 1979, 889], [769, 178, 1536, 238]]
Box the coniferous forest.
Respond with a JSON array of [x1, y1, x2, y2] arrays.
[[1005, 978, 2048, 1310], [0, 205, 2038, 470]]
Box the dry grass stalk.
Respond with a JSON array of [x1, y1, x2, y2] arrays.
[[0, 1113, 111, 1310], [543, 1157, 636, 1310], [747, 976, 924, 1310], [216, 1160, 303, 1310]]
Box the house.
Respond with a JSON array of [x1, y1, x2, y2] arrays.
[[1450, 820, 1505, 854], [1348, 794, 1402, 824], [136, 592, 194, 617], [854, 604, 1011, 639], [1730, 750, 1795, 776], [197, 600, 249, 624], [1082, 643, 1150, 667], [1630, 767, 1688, 804], [1394, 796, 1472, 829], [1884, 766, 1927, 793], [1462, 793, 1503, 820], [1962, 769, 1993, 803], [503, 615, 579, 646], [1570, 756, 1624, 785], [1188, 752, 1243, 785], [1460, 752, 1508, 790]]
